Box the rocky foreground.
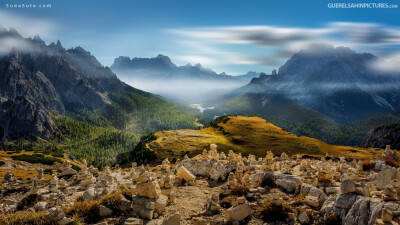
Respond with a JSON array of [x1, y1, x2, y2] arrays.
[[1, 144, 400, 225]]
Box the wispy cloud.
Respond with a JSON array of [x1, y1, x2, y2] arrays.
[[168, 22, 400, 74], [0, 10, 55, 38]]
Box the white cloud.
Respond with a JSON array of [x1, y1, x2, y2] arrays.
[[371, 54, 400, 73], [168, 22, 400, 74], [0, 10, 55, 38]]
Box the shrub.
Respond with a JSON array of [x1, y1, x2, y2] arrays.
[[100, 193, 123, 212], [65, 200, 100, 224], [0, 211, 56, 225], [0, 161, 5, 166], [16, 194, 41, 211], [323, 213, 340, 225], [258, 200, 290, 222], [260, 173, 275, 187], [362, 159, 374, 171]]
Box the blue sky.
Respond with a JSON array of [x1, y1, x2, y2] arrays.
[[1, 0, 400, 74]]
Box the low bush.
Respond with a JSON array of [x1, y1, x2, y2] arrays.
[[16, 194, 41, 211], [260, 173, 275, 187], [65, 200, 100, 224], [322, 213, 341, 225], [362, 159, 375, 171], [100, 193, 123, 212]]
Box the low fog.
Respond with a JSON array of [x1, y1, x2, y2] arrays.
[[119, 75, 247, 104]]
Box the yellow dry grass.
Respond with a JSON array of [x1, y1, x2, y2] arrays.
[[148, 116, 382, 160], [0, 150, 69, 182]]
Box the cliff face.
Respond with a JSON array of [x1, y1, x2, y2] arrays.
[[0, 53, 64, 140], [362, 123, 400, 150], [0, 29, 120, 141]]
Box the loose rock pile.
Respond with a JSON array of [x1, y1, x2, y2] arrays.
[[1, 144, 400, 225]]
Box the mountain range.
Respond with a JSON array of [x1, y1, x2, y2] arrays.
[[236, 44, 400, 123], [110, 55, 249, 103], [2, 27, 400, 165], [0, 28, 202, 142]]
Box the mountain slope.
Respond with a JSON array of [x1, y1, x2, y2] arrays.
[[239, 44, 400, 123], [362, 123, 400, 150], [117, 116, 381, 165], [0, 28, 205, 162]]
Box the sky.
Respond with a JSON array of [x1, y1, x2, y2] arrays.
[[1, 0, 400, 75]]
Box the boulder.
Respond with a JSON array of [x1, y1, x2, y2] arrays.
[[177, 166, 196, 183], [162, 213, 181, 225], [34, 201, 48, 211], [224, 202, 251, 222], [46, 207, 65, 222], [139, 208, 153, 220], [275, 174, 302, 193], [83, 187, 96, 201], [341, 179, 356, 194], [343, 197, 370, 225], [375, 167, 397, 189], [136, 180, 161, 199], [304, 195, 320, 208]]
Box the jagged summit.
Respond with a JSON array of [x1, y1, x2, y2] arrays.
[[234, 45, 400, 123]]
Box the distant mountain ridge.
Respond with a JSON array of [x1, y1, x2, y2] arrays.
[[236, 44, 400, 123], [110, 54, 247, 103], [111, 54, 241, 81]]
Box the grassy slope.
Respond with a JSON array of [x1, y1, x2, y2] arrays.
[[147, 116, 382, 162], [0, 150, 79, 182], [207, 93, 400, 146]]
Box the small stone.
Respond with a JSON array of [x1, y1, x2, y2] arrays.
[[298, 211, 310, 224]]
